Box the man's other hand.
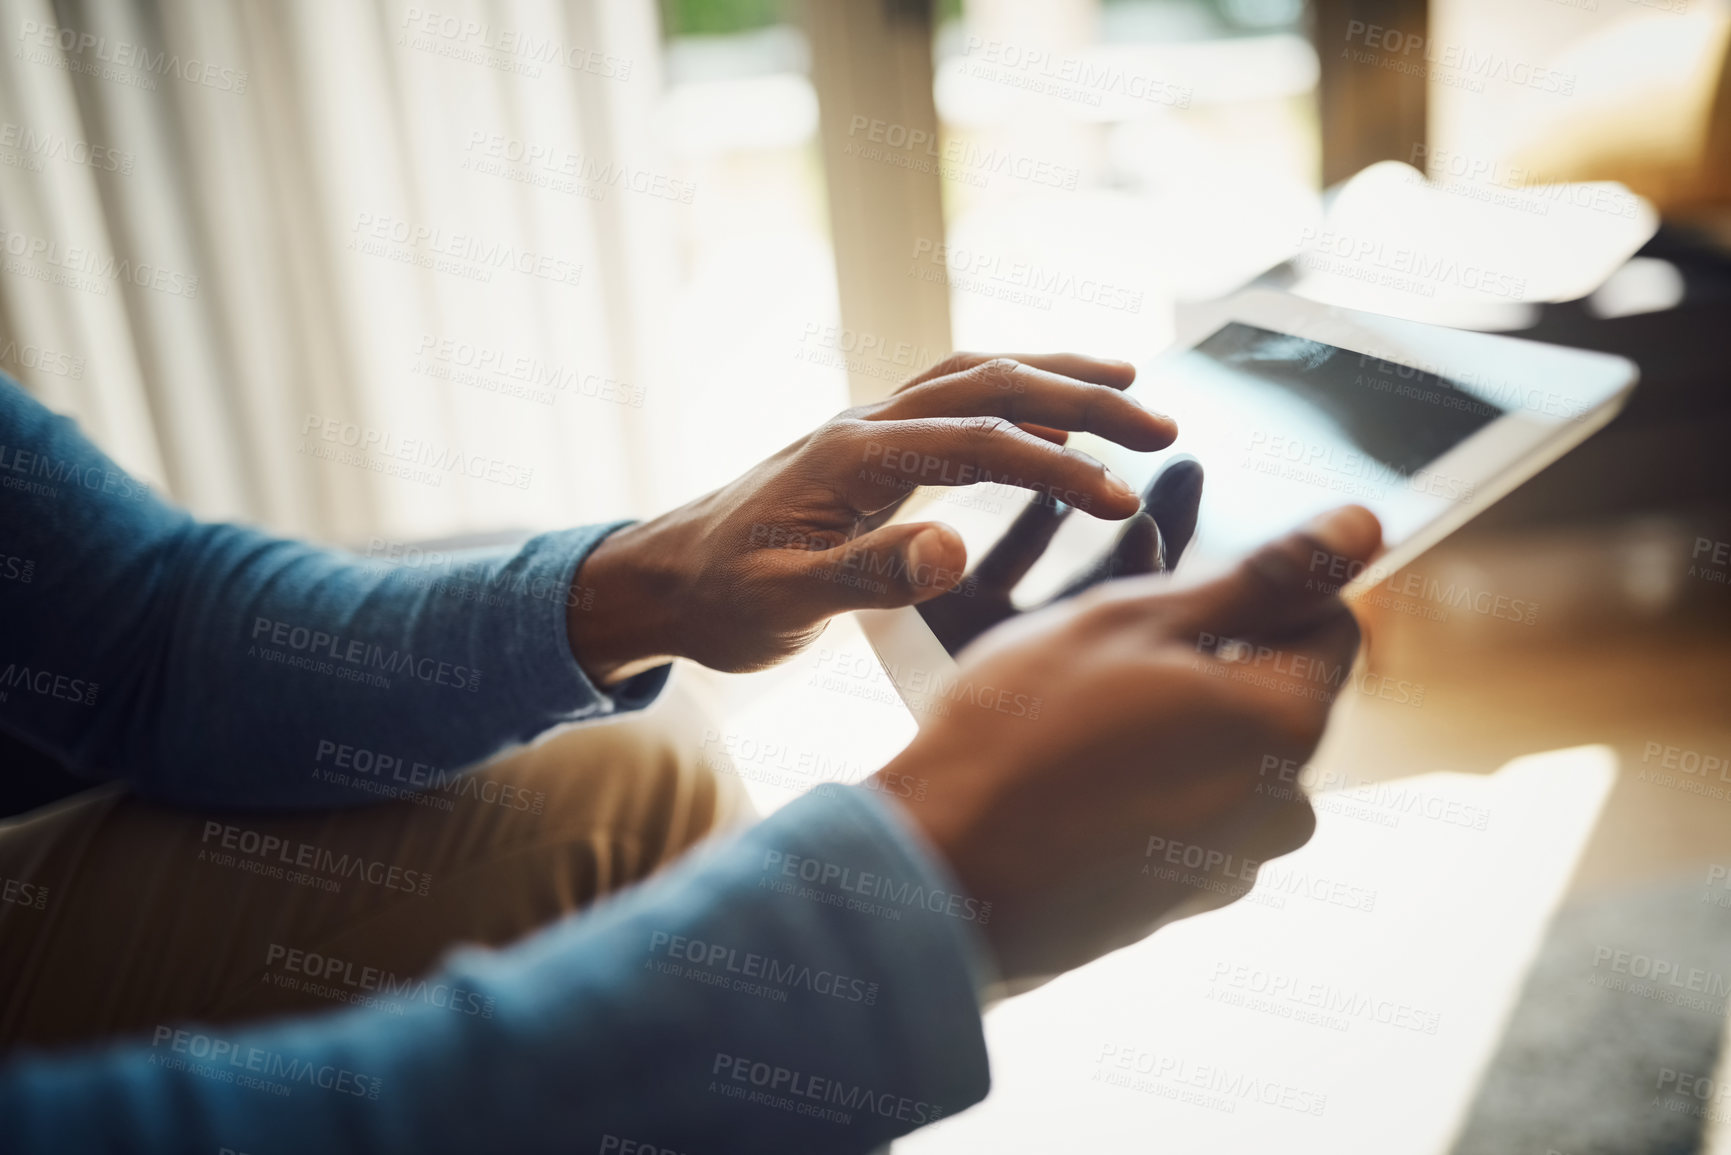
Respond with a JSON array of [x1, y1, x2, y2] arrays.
[[874, 505, 1382, 996], [568, 353, 1174, 682]]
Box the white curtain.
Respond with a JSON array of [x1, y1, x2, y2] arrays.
[[0, 0, 685, 546]]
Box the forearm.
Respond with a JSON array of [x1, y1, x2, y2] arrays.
[[0, 786, 994, 1154], [0, 377, 666, 808], [129, 520, 669, 808]]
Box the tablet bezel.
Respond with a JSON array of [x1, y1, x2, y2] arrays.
[[858, 289, 1639, 718]]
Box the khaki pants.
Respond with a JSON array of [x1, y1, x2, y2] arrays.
[[0, 675, 749, 1052]]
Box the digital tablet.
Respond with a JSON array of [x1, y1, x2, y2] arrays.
[[857, 289, 1639, 715]]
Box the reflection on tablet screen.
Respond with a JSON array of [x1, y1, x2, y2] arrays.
[[1016, 323, 1510, 600]]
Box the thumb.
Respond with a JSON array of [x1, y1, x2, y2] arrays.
[[1170, 505, 1381, 641], [795, 522, 969, 611]]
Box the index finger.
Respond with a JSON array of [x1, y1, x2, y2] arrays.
[[873, 359, 1175, 452], [898, 351, 1136, 393], [842, 416, 1143, 519]]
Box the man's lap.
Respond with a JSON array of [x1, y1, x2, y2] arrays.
[[0, 674, 749, 1051]]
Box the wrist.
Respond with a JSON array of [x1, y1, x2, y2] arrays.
[[567, 519, 691, 686], [873, 747, 989, 912], [871, 750, 1011, 997]]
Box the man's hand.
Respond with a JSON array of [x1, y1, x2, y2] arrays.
[[568, 353, 1175, 682], [873, 505, 1382, 996]]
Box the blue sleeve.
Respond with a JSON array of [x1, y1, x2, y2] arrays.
[[0, 786, 995, 1154], [0, 374, 666, 809]]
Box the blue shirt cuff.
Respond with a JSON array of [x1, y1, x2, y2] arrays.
[[506, 522, 671, 722]]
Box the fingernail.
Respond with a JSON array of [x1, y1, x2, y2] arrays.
[[1105, 468, 1137, 502], [1125, 392, 1171, 420], [907, 528, 947, 584]]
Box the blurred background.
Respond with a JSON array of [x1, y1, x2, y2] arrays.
[[3, 0, 1730, 1150]]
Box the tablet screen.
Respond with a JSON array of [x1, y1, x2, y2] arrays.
[[998, 321, 1511, 604]]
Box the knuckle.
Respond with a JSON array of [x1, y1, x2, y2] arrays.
[[1237, 536, 1311, 594], [968, 357, 1021, 389], [1080, 585, 1151, 630], [807, 417, 868, 459], [1292, 530, 1347, 575], [1077, 383, 1112, 420], [959, 413, 1018, 440], [930, 352, 978, 380]]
